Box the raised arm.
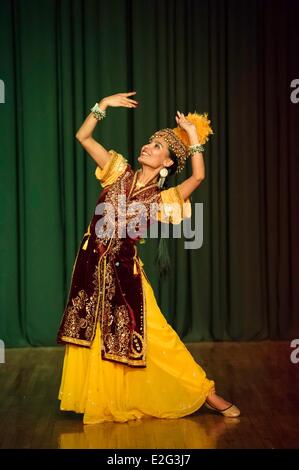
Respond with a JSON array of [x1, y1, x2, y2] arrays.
[[75, 92, 138, 169], [174, 111, 205, 200]]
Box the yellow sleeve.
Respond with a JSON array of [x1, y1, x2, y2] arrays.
[[155, 185, 192, 224], [95, 149, 128, 187]]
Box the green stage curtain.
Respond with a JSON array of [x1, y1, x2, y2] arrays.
[[0, 0, 298, 346]]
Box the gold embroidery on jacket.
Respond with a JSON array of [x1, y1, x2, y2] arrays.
[[61, 263, 99, 341], [59, 165, 161, 365]]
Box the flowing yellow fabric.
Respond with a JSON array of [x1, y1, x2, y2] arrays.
[[58, 267, 215, 424], [156, 185, 192, 224], [95, 150, 128, 188]]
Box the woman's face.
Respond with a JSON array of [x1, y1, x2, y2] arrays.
[[137, 137, 174, 171]]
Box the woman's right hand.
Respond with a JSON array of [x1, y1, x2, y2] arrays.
[[98, 92, 138, 111]]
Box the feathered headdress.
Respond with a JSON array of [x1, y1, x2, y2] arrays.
[[149, 112, 213, 173]]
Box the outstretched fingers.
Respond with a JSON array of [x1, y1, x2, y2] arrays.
[[120, 91, 137, 96], [176, 110, 186, 123], [120, 91, 138, 107]]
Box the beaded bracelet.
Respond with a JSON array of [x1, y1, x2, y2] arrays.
[[90, 103, 106, 120], [189, 143, 205, 155]]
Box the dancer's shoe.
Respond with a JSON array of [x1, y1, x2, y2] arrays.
[[204, 399, 241, 418]]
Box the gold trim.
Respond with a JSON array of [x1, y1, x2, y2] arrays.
[[60, 335, 91, 346], [94, 231, 115, 344], [98, 242, 147, 366], [57, 244, 81, 336], [140, 265, 151, 286], [140, 257, 147, 364], [96, 150, 118, 181], [131, 183, 159, 198], [130, 330, 145, 358], [103, 352, 146, 367], [128, 171, 139, 199], [133, 249, 147, 364], [60, 167, 152, 363], [100, 255, 107, 336], [128, 170, 159, 199], [128, 170, 162, 199], [95, 150, 128, 187]]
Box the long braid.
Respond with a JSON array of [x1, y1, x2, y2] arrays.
[[155, 150, 178, 277]]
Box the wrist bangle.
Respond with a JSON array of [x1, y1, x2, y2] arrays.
[[90, 103, 106, 120], [189, 143, 205, 155]]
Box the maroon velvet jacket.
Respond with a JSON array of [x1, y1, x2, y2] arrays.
[[57, 159, 162, 368]]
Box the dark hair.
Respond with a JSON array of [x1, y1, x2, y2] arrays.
[[160, 148, 177, 189], [155, 148, 178, 277], [168, 148, 178, 175]]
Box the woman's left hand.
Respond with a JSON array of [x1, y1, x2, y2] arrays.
[[175, 111, 196, 134]]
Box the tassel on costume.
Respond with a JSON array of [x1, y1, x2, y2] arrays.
[[82, 223, 91, 250], [155, 238, 171, 277], [133, 259, 138, 275], [133, 245, 144, 275]]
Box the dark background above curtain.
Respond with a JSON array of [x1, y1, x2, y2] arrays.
[[0, 0, 298, 346]]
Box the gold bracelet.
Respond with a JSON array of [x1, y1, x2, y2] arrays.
[[189, 143, 205, 154], [90, 103, 106, 120]]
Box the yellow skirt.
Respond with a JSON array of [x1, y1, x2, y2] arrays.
[[58, 267, 215, 424]]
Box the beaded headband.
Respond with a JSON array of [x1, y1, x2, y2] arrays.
[[149, 112, 213, 174], [149, 129, 188, 174]]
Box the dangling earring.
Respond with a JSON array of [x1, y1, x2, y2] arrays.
[[157, 167, 168, 189]]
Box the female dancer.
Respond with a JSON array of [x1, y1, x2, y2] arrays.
[[57, 91, 240, 424]]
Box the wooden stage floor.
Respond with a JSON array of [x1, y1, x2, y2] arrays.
[[0, 340, 298, 449]]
